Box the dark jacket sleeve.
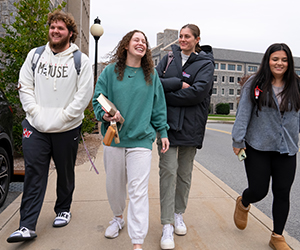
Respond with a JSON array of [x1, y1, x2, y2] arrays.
[[156, 54, 182, 93], [165, 60, 214, 107]]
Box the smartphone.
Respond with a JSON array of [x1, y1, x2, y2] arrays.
[[238, 149, 247, 161]]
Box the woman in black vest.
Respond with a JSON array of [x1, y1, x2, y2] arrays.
[[156, 24, 214, 250]]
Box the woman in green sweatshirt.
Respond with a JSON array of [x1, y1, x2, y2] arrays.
[[93, 30, 169, 250]]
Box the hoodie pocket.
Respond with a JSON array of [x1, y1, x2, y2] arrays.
[[31, 107, 66, 132]]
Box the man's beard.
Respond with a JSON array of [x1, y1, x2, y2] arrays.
[[48, 33, 70, 51]]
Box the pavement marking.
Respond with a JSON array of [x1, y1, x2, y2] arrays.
[[206, 127, 232, 135]]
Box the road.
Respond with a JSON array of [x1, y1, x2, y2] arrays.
[[195, 122, 300, 242]]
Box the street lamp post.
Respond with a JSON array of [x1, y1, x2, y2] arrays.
[[90, 17, 104, 86]]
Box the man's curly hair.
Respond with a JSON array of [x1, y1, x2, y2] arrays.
[[109, 30, 154, 85], [47, 10, 78, 43]]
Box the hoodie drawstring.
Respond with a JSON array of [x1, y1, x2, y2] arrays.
[[53, 54, 61, 91]]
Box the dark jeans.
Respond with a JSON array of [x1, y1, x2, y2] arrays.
[[242, 143, 296, 235], [20, 119, 80, 230]]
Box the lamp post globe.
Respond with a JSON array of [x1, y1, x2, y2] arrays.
[[90, 17, 104, 85]]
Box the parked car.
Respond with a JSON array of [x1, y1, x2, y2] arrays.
[[0, 87, 14, 207]]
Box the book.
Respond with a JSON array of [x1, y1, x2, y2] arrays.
[[97, 93, 125, 124]]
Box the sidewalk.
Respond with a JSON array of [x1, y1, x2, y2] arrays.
[[1, 143, 300, 250]]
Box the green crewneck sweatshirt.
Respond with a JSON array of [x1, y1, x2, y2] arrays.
[[93, 63, 169, 150]]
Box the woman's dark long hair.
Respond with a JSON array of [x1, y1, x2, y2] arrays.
[[250, 43, 300, 112], [108, 30, 154, 84]]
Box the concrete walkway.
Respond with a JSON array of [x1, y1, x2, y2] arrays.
[[1, 143, 300, 249]]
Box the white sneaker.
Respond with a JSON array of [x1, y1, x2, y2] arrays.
[[174, 213, 187, 235], [105, 217, 125, 239], [7, 227, 37, 243], [160, 224, 175, 249], [53, 211, 72, 227]]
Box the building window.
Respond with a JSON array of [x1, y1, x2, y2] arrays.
[[248, 66, 258, 72], [229, 103, 234, 110], [214, 75, 217, 82], [229, 89, 234, 95], [222, 76, 225, 82], [155, 59, 158, 66], [212, 88, 217, 95], [237, 77, 241, 83], [237, 89, 241, 95], [296, 70, 300, 76], [215, 63, 219, 70], [221, 63, 226, 70], [237, 65, 242, 71], [229, 76, 234, 83], [221, 88, 225, 95], [228, 64, 235, 71]]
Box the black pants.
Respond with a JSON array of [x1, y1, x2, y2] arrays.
[[20, 119, 81, 231], [242, 143, 296, 235]]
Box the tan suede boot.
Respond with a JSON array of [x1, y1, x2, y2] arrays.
[[233, 196, 250, 230], [269, 233, 291, 250]]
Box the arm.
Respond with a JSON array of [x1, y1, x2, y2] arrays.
[[18, 49, 39, 117], [164, 61, 214, 107], [233, 146, 246, 156], [151, 69, 170, 153], [150, 71, 170, 138], [160, 137, 170, 153], [156, 54, 183, 93], [62, 54, 93, 121], [232, 79, 254, 150]]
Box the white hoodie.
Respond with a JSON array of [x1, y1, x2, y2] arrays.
[[19, 42, 93, 133]]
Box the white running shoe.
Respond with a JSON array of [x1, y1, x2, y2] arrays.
[[174, 213, 187, 235], [53, 211, 72, 227], [7, 227, 37, 243], [105, 217, 125, 239], [160, 224, 175, 249]]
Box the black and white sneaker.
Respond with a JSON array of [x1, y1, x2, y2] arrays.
[[7, 227, 37, 243], [53, 211, 72, 227]]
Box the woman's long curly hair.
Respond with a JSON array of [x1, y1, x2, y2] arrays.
[[250, 43, 300, 112], [108, 30, 154, 84]]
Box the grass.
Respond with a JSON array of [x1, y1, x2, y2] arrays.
[[208, 114, 236, 121]]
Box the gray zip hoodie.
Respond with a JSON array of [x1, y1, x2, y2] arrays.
[[232, 77, 300, 156]]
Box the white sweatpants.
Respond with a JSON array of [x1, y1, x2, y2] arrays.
[[103, 145, 152, 245]]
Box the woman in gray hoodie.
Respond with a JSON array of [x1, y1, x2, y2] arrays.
[[232, 43, 300, 250]]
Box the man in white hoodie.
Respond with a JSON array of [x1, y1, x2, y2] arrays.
[[7, 10, 93, 243]]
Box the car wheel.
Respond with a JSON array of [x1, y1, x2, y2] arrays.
[[0, 147, 11, 207]]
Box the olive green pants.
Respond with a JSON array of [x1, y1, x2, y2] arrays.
[[157, 140, 196, 225]]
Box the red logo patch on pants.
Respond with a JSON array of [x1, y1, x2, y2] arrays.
[[23, 128, 33, 138]]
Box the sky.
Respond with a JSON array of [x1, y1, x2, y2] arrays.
[[89, 0, 300, 64]]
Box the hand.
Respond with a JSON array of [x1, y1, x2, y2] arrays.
[[233, 147, 245, 155], [103, 110, 122, 123], [160, 138, 170, 153], [182, 82, 190, 89]]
